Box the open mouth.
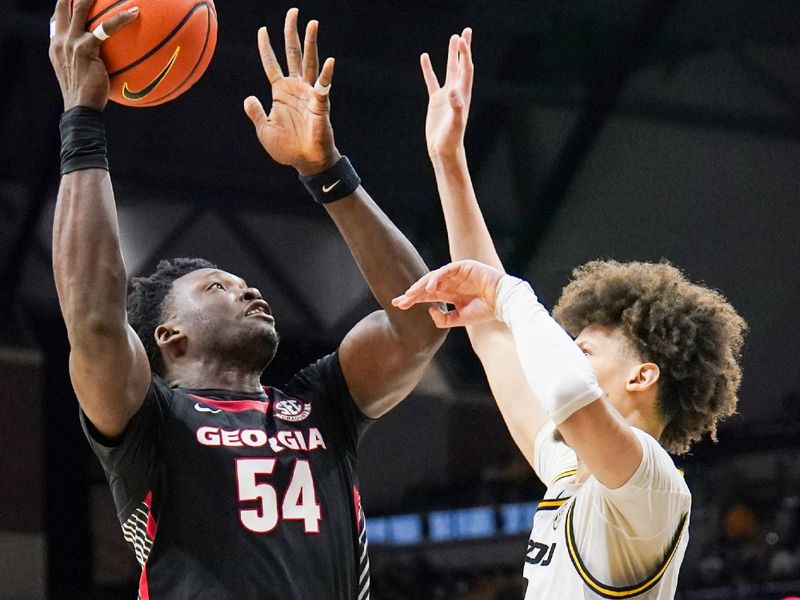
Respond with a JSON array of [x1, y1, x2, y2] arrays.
[[246, 311, 274, 321], [244, 301, 274, 322]]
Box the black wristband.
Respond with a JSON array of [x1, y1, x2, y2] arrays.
[[299, 156, 361, 204], [59, 107, 109, 175]]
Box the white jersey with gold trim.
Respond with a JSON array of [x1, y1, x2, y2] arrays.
[[523, 423, 691, 600]]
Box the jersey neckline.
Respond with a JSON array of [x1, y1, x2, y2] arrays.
[[177, 386, 270, 402]]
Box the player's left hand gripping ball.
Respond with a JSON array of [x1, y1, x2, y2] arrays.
[[87, 0, 218, 107]]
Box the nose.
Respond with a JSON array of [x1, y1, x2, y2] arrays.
[[241, 287, 262, 302]]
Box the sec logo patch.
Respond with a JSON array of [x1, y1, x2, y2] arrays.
[[273, 399, 312, 423]]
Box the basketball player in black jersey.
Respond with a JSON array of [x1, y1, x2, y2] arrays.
[[49, 4, 446, 599]]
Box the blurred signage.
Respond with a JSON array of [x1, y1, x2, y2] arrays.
[[368, 502, 537, 545]]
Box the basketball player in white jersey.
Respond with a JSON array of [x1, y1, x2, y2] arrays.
[[393, 31, 746, 598]]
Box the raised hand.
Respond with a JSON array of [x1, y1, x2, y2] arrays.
[[244, 8, 340, 177], [391, 259, 503, 328], [49, 0, 140, 111], [420, 28, 473, 159]]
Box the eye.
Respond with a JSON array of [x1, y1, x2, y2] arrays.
[[207, 282, 225, 291]]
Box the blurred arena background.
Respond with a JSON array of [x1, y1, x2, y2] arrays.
[[1, 0, 799, 598]]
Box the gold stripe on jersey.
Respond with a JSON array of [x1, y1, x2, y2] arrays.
[[549, 469, 578, 486], [537, 498, 570, 511], [565, 499, 688, 598], [549, 465, 682, 488]]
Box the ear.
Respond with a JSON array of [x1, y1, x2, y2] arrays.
[[625, 362, 660, 393], [155, 322, 187, 358]]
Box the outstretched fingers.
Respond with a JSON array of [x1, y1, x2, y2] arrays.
[[302, 20, 319, 84], [243, 95, 269, 134], [258, 26, 283, 85], [420, 29, 473, 100], [319, 56, 335, 85], [284, 7, 302, 77], [420, 52, 440, 96], [444, 34, 459, 87], [458, 29, 474, 97], [311, 56, 334, 102]]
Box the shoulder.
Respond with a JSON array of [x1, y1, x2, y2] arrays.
[[575, 431, 690, 542], [286, 352, 339, 385], [139, 375, 184, 420], [578, 428, 690, 533], [284, 352, 348, 401], [149, 374, 176, 401], [283, 352, 373, 449], [626, 427, 690, 496]]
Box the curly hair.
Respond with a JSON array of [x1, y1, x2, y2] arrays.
[[552, 260, 746, 455], [127, 258, 216, 378]]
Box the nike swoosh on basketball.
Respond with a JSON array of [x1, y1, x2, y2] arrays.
[[194, 403, 221, 414], [322, 180, 341, 193], [122, 46, 181, 101]]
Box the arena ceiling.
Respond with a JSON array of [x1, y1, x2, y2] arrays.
[[2, 0, 799, 423]]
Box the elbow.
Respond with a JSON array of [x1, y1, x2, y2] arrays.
[[401, 326, 447, 361], [396, 325, 448, 374], [524, 350, 602, 426], [429, 321, 449, 346], [390, 304, 449, 354], [419, 319, 449, 354], [541, 375, 603, 426]]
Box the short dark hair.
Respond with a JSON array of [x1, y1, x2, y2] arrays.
[[552, 260, 747, 455], [127, 258, 216, 378]]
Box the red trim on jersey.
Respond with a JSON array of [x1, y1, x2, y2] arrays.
[[139, 563, 150, 600], [353, 485, 362, 532], [144, 491, 157, 540], [139, 491, 155, 599], [190, 395, 270, 414]]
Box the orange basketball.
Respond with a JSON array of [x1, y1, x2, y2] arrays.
[[86, 0, 217, 107]]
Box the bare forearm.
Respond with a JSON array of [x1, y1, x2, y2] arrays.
[[430, 150, 503, 271], [430, 150, 508, 350], [325, 187, 443, 346], [428, 149, 553, 459], [53, 169, 128, 336]]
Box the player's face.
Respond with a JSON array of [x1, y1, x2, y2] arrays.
[[575, 324, 642, 418], [165, 268, 279, 369]]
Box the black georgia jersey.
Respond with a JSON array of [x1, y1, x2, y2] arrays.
[[81, 352, 373, 600]]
